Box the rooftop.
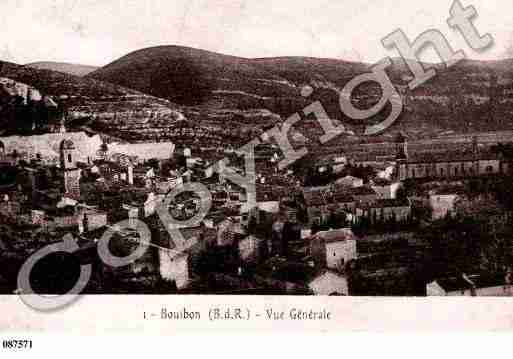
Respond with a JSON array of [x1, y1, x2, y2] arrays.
[[373, 198, 410, 208], [406, 148, 498, 164], [435, 276, 474, 293], [311, 228, 357, 243]]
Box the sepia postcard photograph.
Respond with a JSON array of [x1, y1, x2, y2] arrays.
[[1, 0, 513, 348]]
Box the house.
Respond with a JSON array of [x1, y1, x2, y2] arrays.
[[52, 209, 80, 229], [371, 178, 401, 199], [281, 199, 299, 223], [309, 228, 358, 271], [335, 175, 363, 188], [430, 193, 459, 220], [133, 165, 156, 187], [303, 187, 356, 225], [315, 155, 348, 175], [427, 273, 513, 296], [308, 271, 349, 296], [95, 161, 133, 185], [0, 131, 102, 165], [303, 187, 332, 225], [143, 192, 164, 217], [240, 185, 287, 223], [212, 190, 229, 207], [109, 153, 135, 184], [256, 200, 280, 215], [159, 251, 190, 290], [396, 135, 505, 181], [238, 235, 265, 263], [122, 204, 140, 227], [155, 176, 182, 194], [77, 206, 108, 233], [347, 186, 378, 204], [356, 198, 411, 224], [0, 141, 17, 167], [157, 226, 216, 290], [109, 142, 175, 163], [31, 209, 46, 225]]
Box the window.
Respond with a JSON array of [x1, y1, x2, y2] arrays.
[[486, 165, 493, 173], [68, 154, 72, 163]]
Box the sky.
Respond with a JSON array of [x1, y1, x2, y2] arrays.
[[0, 0, 512, 66]]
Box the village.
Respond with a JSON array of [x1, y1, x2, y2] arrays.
[[1, 98, 513, 297]]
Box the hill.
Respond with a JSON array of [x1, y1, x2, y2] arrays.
[[0, 60, 185, 138], [89, 45, 294, 106], [0, 60, 280, 147], [88, 45, 513, 139], [26, 62, 99, 77]]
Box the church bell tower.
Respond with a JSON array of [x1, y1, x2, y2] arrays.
[[60, 139, 81, 199]]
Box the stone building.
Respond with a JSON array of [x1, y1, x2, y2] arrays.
[[60, 139, 81, 200], [308, 271, 349, 296], [303, 186, 356, 225], [429, 193, 459, 220], [396, 134, 504, 181], [309, 228, 358, 271], [238, 235, 265, 263], [427, 273, 513, 296], [356, 198, 412, 224], [371, 178, 401, 200]]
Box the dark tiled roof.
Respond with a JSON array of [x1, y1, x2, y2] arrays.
[[407, 149, 498, 164], [348, 186, 377, 196], [332, 193, 355, 204], [467, 274, 508, 289], [304, 187, 355, 207], [436, 276, 473, 292], [371, 178, 393, 186], [256, 185, 291, 202]]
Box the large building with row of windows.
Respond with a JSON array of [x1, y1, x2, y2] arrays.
[[395, 133, 509, 181]]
